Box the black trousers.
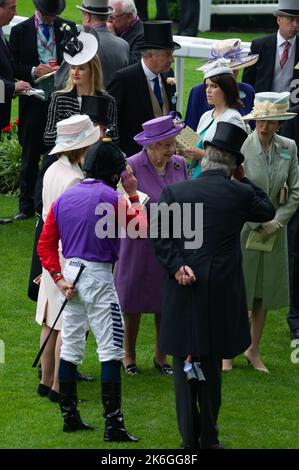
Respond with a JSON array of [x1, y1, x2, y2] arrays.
[[177, 0, 200, 36], [134, 0, 169, 21], [18, 99, 48, 215], [287, 208, 299, 331], [172, 356, 222, 449]]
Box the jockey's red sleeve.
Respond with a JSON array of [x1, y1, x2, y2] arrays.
[[37, 204, 61, 276]]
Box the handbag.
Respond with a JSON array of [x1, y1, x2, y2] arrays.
[[278, 182, 289, 206], [245, 231, 277, 253]]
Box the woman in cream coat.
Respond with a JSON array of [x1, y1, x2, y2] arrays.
[[35, 115, 100, 401], [240, 92, 299, 373]]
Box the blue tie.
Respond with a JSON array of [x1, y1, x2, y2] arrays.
[[153, 76, 163, 109], [41, 23, 50, 41]]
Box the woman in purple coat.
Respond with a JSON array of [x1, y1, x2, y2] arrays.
[[114, 114, 188, 376]]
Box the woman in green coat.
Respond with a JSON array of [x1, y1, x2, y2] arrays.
[[239, 92, 299, 373]]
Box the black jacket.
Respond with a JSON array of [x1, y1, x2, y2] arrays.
[[121, 19, 144, 65], [9, 16, 75, 142], [0, 37, 15, 130], [280, 104, 299, 156], [108, 61, 177, 156], [153, 171, 275, 358], [243, 34, 299, 106]]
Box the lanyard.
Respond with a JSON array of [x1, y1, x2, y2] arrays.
[[34, 14, 56, 61]]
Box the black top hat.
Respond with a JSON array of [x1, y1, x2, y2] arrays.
[[83, 141, 126, 178], [33, 0, 65, 16], [139, 21, 181, 50], [80, 95, 112, 126], [204, 122, 248, 166]]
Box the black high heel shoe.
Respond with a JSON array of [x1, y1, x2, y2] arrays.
[[153, 358, 173, 376]]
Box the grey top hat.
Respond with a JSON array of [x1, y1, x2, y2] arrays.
[[76, 0, 113, 15], [273, 0, 299, 17], [33, 0, 65, 16]]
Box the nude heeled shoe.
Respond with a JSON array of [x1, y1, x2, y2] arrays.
[[244, 352, 269, 373], [222, 359, 233, 372]]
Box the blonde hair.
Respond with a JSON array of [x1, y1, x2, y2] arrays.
[[57, 147, 89, 164], [61, 54, 105, 95]]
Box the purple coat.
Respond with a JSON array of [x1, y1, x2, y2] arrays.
[[114, 149, 188, 313]]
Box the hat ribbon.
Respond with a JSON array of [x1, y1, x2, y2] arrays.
[[209, 47, 243, 63], [250, 101, 289, 118], [200, 58, 231, 73], [56, 127, 93, 147]]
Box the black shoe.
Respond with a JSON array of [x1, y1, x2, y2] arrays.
[[123, 362, 140, 376], [291, 329, 299, 340], [48, 389, 60, 403], [76, 371, 95, 382], [14, 212, 34, 221], [37, 383, 51, 397], [104, 411, 139, 442], [153, 358, 173, 376], [0, 218, 14, 224], [62, 409, 96, 433]]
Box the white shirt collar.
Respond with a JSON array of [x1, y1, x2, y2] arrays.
[[141, 58, 159, 81], [277, 31, 296, 48]]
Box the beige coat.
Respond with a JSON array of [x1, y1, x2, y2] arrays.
[[35, 156, 84, 329], [241, 131, 299, 310]]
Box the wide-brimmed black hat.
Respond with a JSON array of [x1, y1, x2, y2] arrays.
[[138, 21, 181, 51], [83, 141, 126, 178], [33, 0, 65, 15], [80, 95, 112, 126], [204, 122, 248, 166]]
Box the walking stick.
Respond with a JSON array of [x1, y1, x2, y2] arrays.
[[32, 263, 86, 368]]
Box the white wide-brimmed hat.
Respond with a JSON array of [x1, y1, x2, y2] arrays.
[[49, 114, 100, 155], [242, 92, 297, 121], [76, 0, 114, 15], [273, 0, 299, 17], [198, 59, 234, 79], [63, 31, 98, 66]]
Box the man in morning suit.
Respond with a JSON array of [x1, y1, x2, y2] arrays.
[[9, 0, 75, 220], [0, 0, 31, 133], [108, 20, 180, 156], [280, 105, 299, 341], [108, 0, 144, 65], [243, 0, 299, 106], [152, 122, 275, 449]]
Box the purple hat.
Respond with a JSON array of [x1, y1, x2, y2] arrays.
[[134, 115, 185, 147]]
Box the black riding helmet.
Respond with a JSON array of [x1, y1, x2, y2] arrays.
[[83, 141, 127, 179]]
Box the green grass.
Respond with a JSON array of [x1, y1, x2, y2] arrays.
[[3, 1, 297, 451], [1, 195, 299, 449]]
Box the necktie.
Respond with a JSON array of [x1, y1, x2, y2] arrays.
[[41, 23, 50, 41], [0, 27, 7, 47], [153, 76, 163, 109], [280, 41, 290, 69]]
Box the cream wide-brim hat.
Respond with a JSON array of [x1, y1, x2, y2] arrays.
[[63, 32, 98, 66], [49, 125, 100, 155], [242, 92, 297, 121]]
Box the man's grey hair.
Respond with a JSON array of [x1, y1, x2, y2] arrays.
[[109, 0, 137, 16], [141, 49, 163, 58], [201, 145, 237, 176]]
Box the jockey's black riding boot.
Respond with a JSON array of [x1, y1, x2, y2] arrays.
[[102, 382, 139, 442], [59, 380, 95, 432]]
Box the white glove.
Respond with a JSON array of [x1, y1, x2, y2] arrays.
[[259, 219, 282, 240]]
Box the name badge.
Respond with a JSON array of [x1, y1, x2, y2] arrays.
[[295, 62, 299, 70], [280, 148, 290, 160]]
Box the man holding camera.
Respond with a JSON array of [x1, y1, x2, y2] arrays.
[[152, 122, 275, 449]]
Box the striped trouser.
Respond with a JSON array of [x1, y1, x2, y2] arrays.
[[60, 258, 124, 365]]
